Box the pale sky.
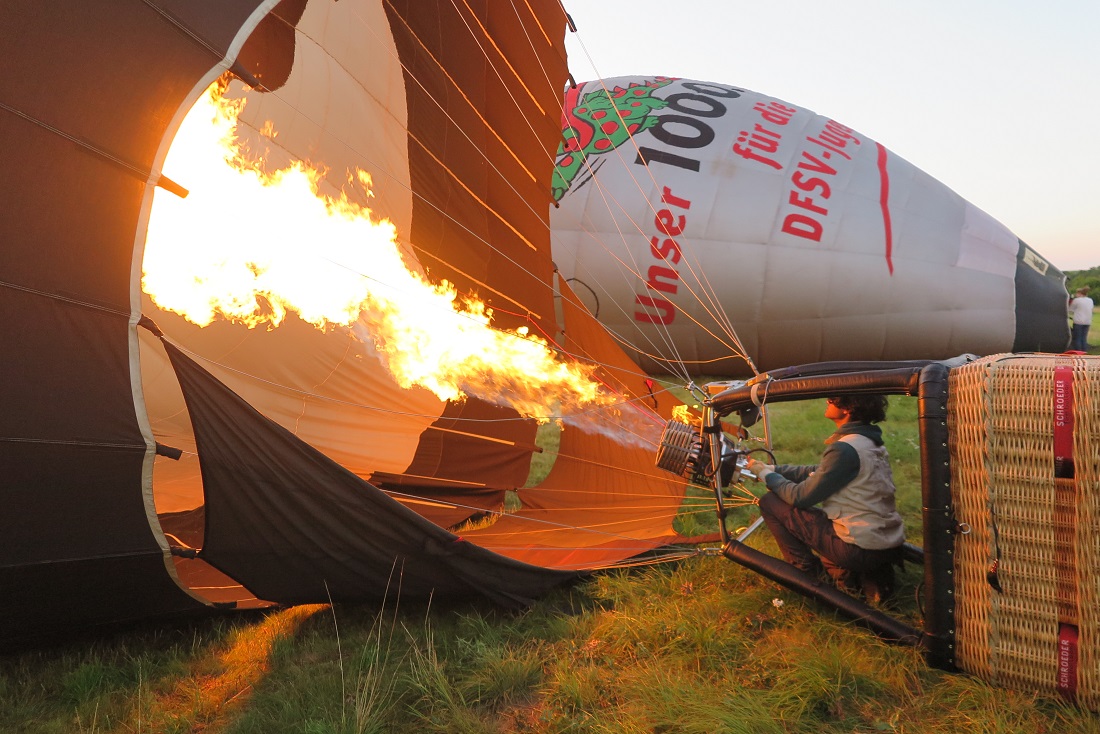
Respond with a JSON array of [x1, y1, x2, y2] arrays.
[[562, 0, 1099, 272]]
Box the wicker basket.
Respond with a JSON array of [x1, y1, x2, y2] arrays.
[[949, 353, 1100, 707]]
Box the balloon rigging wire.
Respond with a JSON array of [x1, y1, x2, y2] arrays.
[[475, 500, 717, 515], [545, 103, 750, 378], [582, 85, 752, 371], [553, 156, 743, 383], [555, 168, 696, 381], [163, 338, 676, 431], [437, 0, 687, 367], [513, 480, 727, 505], [147, 9, 724, 561], [447, 0, 548, 116], [0, 278, 129, 318], [247, 5, 739, 393], [498, 300, 668, 427], [380, 0, 546, 187], [288, 254, 672, 428], [562, 199, 744, 373], [546, 101, 697, 377], [247, 9, 571, 317], [372, 2, 732, 383], [379, 486, 718, 551], [238, 6, 746, 394], [157, 341, 710, 537], [506, 0, 572, 93], [489, 10, 696, 377], [550, 23, 754, 371], [517, 0, 562, 48], [541, 39, 754, 377]]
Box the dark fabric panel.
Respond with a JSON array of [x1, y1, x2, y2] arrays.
[[1, 0, 263, 303], [163, 339, 575, 607], [0, 114, 145, 304], [0, 0, 267, 642], [160, 487, 509, 548], [159, 489, 509, 544], [156, 0, 271, 52], [1, 443, 150, 564], [1012, 240, 1070, 353], [0, 554, 207, 651], [0, 292, 138, 442]]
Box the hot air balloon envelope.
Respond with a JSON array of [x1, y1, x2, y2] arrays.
[[550, 76, 1069, 375]]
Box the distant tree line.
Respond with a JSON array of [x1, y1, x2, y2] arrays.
[[1065, 266, 1100, 297]]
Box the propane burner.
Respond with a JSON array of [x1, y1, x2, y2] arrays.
[[655, 419, 705, 478]]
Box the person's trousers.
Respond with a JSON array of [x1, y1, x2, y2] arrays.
[[758, 491, 897, 575], [1071, 323, 1090, 352]]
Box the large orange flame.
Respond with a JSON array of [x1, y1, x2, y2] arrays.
[[143, 83, 612, 421]]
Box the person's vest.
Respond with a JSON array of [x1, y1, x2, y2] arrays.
[[820, 434, 905, 549]]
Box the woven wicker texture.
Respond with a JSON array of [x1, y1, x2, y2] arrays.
[[948, 353, 1100, 708]]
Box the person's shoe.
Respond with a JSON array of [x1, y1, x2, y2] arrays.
[[860, 563, 895, 605], [818, 562, 860, 595]]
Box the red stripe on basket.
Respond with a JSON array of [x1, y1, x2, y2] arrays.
[[1053, 364, 1079, 700], [1053, 366, 1075, 478], [1058, 623, 1080, 699]]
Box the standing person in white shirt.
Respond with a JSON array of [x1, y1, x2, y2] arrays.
[[1069, 287, 1094, 352]]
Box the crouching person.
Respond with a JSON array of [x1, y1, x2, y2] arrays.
[[744, 394, 904, 604]]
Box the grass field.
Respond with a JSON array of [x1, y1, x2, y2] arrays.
[[2, 393, 1098, 733]]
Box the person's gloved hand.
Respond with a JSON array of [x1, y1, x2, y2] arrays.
[[745, 458, 775, 482]]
